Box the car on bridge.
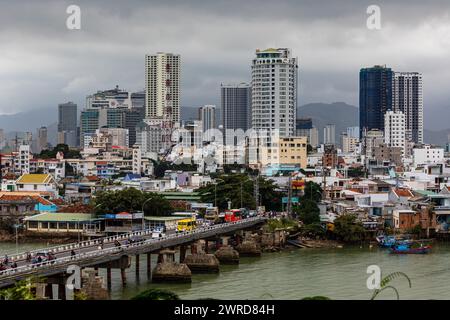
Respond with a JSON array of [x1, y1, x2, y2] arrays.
[[31, 252, 49, 264]]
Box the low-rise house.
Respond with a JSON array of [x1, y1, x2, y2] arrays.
[[15, 174, 58, 197], [393, 209, 420, 231], [24, 212, 102, 235], [389, 188, 414, 205], [103, 211, 144, 234]]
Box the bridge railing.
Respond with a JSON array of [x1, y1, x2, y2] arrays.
[[0, 217, 266, 279]]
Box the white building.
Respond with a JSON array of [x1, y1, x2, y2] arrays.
[[17, 145, 30, 174], [393, 72, 423, 144], [199, 105, 216, 142], [323, 124, 336, 145], [384, 111, 406, 155], [97, 128, 129, 148], [310, 127, 319, 147], [251, 48, 298, 138], [413, 145, 444, 166], [145, 52, 180, 124], [341, 133, 359, 153]]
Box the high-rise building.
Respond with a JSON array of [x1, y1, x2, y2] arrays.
[[310, 127, 319, 147], [323, 124, 336, 145], [384, 111, 406, 155], [58, 102, 78, 147], [58, 102, 77, 132], [362, 129, 384, 159], [393, 72, 423, 144], [359, 66, 393, 138], [145, 52, 180, 124], [346, 126, 360, 139], [251, 48, 298, 137], [80, 88, 145, 147], [199, 105, 216, 132], [37, 127, 48, 153], [221, 83, 251, 143], [296, 118, 313, 136]]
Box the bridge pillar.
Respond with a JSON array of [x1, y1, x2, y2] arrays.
[[120, 268, 127, 286], [235, 234, 241, 245], [106, 267, 112, 290], [147, 253, 151, 278], [180, 245, 187, 263], [135, 254, 140, 276]]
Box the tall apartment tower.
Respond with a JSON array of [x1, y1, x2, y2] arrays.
[[323, 124, 336, 145], [145, 53, 180, 124], [393, 72, 423, 144], [58, 102, 78, 146], [221, 83, 251, 140], [384, 111, 406, 155], [198, 105, 216, 132], [37, 126, 48, 153], [251, 48, 298, 137], [359, 66, 393, 138]]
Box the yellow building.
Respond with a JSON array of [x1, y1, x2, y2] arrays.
[[277, 137, 308, 168]]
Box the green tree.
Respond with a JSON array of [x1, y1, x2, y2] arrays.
[[294, 199, 320, 225], [196, 174, 282, 211], [151, 160, 198, 178], [0, 277, 37, 300], [92, 188, 172, 216], [333, 214, 365, 242], [303, 181, 322, 203], [301, 222, 325, 238], [131, 289, 180, 300], [38, 144, 81, 159]]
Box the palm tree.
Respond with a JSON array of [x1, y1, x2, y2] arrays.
[[370, 272, 411, 300]]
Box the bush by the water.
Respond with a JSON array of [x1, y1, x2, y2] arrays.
[[265, 218, 298, 232]]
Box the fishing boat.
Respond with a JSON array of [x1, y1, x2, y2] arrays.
[[376, 235, 397, 248], [390, 241, 432, 254], [376, 235, 413, 248]]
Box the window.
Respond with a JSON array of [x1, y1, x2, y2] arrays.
[[28, 221, 38, 229]]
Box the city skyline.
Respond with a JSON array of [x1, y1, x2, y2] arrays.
[[2, 0, 450, 130]]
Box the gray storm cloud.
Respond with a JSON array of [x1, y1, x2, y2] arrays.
[[0, 0, 450, 129]]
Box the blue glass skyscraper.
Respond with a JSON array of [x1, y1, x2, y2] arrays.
[[359, 65, 393, 138]]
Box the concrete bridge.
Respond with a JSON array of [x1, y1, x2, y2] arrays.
[[0, 216, 267, 289]]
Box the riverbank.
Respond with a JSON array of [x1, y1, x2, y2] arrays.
[[0, 230, 74, 244]]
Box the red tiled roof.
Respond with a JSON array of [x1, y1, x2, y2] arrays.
[[393, 188, 414, 198], [84, 175, 100, 182], [0, 194, 56, 206]]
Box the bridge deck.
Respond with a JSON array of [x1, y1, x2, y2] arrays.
[[0, 217, 266, 288]]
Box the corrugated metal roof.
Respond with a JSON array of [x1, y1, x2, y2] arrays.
[[24, 212, 96, 222]]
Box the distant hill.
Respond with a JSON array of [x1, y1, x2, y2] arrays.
[[297, 102, 359, 143]]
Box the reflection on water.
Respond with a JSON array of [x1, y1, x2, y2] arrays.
[[3, 241, 450, 300]]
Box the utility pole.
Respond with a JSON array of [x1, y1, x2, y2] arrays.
[[287, 174, 293, 218], [254, 173, 259, 209]]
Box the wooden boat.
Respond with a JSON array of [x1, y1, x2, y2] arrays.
[[390, 242, 432, 254]]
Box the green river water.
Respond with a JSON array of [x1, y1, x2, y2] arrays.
[[1, 241, 450, 300]]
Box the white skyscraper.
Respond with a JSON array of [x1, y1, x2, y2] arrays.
[[393, 72, 423, 144], [323, 124, 336, 145], [199, 105, 216, 132], [384, 111, 406, 155], [251, 48, 298, 137], [145, 52, 180, 124]]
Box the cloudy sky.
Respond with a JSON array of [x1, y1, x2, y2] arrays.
[[1, 0, 450, 129]]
